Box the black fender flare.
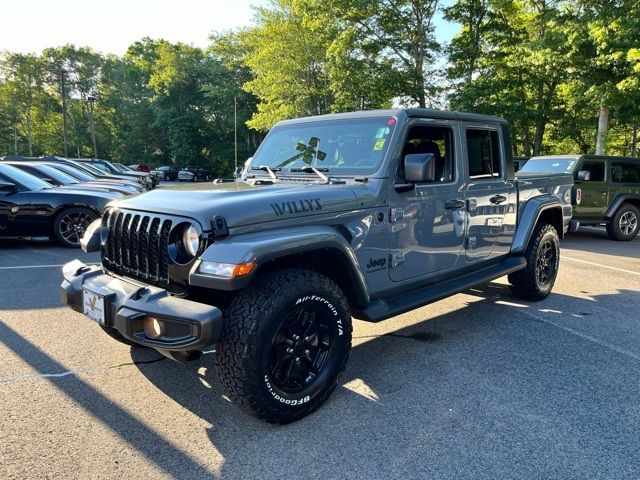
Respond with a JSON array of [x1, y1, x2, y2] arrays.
[[511, 195, 563, 254], [605, 194, 640, 218], [189, 225, 369, 305]]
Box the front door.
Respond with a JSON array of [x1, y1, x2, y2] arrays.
[[573, 159, 609, 220], [388, 121, 466, 282], [462, 125, 516, 262]]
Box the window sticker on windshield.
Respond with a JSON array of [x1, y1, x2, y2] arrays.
[[374, 139, 386, 151], [375, 127, 390, 139], [567, 161, 575, 171]]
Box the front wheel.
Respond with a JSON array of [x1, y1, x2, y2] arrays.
[[508, 223, 560, 301], [606, 203, 639, 241], [52, 207, 98, 248], [215, 268, 352, 424]]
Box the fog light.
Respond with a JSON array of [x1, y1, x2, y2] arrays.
[[143, 316, 165, 338]]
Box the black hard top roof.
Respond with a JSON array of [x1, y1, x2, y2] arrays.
[[277, 108, 507, 126]]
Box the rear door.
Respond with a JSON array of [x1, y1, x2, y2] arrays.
[[462, 124, 516, 262]]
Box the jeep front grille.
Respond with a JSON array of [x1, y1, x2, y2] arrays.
[[103, 209, 173, 285]]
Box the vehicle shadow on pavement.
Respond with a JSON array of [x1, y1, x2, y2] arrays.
[[129, 283, 640, 479], [0, 320, 217, 478]]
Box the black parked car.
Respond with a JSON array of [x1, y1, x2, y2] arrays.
[[151, 165, 179, 181], [6, 162, 137, 196], [0, 164, 118, 247], [177, 166, 213, 182]]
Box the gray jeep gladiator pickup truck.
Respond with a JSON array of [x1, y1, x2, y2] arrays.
[[61, 109, 572, 423]]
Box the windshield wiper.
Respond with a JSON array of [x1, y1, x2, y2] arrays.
[[290, 166, 338, 184], [252, 165, 281, 181]]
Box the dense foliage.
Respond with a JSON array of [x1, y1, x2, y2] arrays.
[[1, 0, 639, 170]]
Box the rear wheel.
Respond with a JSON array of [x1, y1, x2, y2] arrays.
[[509, 223, 560, 301], [53, 207, 97, 248], [606, 203, 639, 241], [215, 268, 352, 424]]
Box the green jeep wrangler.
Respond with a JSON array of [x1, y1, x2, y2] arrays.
[[521, 155, 640, 241]]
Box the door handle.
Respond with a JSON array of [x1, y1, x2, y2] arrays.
[[445, 199, 465, 210], [490, 195, 507, 205]]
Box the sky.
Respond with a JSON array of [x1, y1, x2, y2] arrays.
[[0, 0, 460, 56]]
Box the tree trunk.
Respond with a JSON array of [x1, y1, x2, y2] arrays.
[[13, 126, 18, 155], [26, 107, 33, 156], [533, 119, 545, 157], [595, 105, 609, 155], [520, 122, 532, 157], [632, 123, 638, 157]]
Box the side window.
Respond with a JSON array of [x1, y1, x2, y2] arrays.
[[612, 161, 640, 183], [466, 129, 502, 179], [401, 125, 454, 182], [582, 161, 605, 182]]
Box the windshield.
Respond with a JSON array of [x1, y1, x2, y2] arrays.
[[79, 162, 107, 176], [35, 165, 79, 184], [520, 157, 578, 175], [50, 164, 95, 181], [87, 162, 112, 173], [0, 164, 51, 191], [250, 117, 396, 174]]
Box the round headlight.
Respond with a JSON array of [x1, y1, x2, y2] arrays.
[[182, 224, 200, 257]]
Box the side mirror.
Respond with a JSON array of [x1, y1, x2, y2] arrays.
[[577, 170, 591, 182], [0, 182, 17, 193], [404, 153, 436, 183]]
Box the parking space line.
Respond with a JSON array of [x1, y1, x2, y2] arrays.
[[563, 256, 640, 276], [517, 308, 640, 362], [0, 264, 65, 270], [0, 263, 98, 271]]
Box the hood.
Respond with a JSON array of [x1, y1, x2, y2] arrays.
[[38, 186, 121, 200], [108, 183, 359, 230]]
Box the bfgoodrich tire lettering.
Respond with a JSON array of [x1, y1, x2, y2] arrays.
[[215, 268, 352, 424], [508, 222, 560, 301]]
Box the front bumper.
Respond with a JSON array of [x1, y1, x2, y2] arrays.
[[60, 260, 223, 353]]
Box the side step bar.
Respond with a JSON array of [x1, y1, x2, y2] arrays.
[[353, 256, 527, 322]]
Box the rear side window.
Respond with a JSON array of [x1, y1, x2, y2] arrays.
[[581, 161, 605, 182], [611, 161, 640, 183], [466, 129, 502, 179]]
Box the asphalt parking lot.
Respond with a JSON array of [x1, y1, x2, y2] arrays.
[[1, 227, 639, 479]]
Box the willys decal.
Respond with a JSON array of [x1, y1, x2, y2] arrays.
[[271, 198, 322, 216]]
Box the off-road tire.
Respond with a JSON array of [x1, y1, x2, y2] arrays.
[[99, 325, 148, 348], [508, 223, 560, 301], [606, 203, 639, 241], [215, 268, 352, 424], [52, 207, 98, 248]]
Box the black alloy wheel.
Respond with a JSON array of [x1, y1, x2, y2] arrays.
[[535, 239, 557, 288], [53, 207, 98, 248], [508, 222, 560, 301], [269, 304, 333, 393]]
